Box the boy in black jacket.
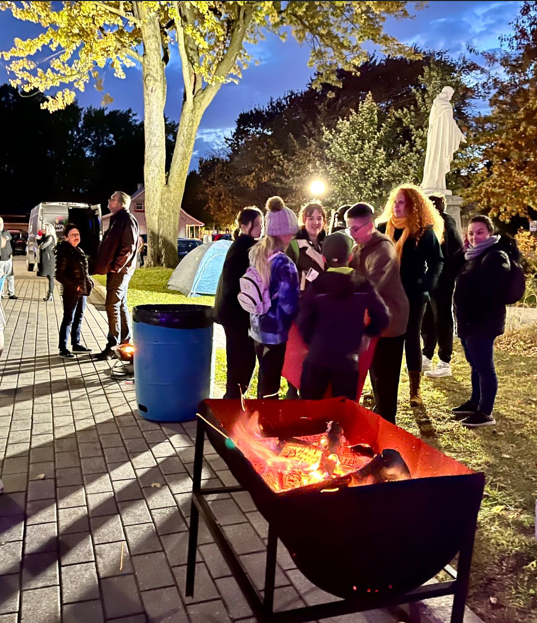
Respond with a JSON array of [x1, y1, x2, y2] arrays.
[[297, 233, 390, 401]]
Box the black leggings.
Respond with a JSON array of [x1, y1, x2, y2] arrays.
[[47, 275, 55, 294], [405, 298, 427, 372], [254, 341, 287, 399]]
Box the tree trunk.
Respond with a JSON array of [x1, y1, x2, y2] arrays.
[[138, 4, 168, 268]]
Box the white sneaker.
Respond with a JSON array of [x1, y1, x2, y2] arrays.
[[422, 355, 433, 371], [425, 361, 452, 378]]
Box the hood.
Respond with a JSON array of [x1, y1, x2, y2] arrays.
[[311, 269, 367, 300], [495, 234, 520, 262]]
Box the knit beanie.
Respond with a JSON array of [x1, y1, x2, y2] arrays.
[[265, 196, 298, 237]]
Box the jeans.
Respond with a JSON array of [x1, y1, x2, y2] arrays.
[[405, 298, 427, 372], [254, 341, 287, 399], [0, 258, 15, 296], [223, 324, 256, 399], [422, 287, 454, 363], [59, 294, 86, 351], [370, 334, 405, 424], [301, 360, 359, 401], [105, 272, 133, 349], [460, 336, 497, 415]]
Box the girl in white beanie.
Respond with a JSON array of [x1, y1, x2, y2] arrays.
[[249, 196, 300, 399]]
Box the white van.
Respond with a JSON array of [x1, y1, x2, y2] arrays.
[[26, 202, 101, 271]]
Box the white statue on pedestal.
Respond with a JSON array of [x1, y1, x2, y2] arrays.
[[421, 86, 466, 195]]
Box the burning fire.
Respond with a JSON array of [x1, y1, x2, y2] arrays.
[[228, 411, 410, 494]]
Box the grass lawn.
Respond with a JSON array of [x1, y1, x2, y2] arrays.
[[109, 267, 537, 623]]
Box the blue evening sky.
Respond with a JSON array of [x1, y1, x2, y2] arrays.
[[0, 1, 523, 165]]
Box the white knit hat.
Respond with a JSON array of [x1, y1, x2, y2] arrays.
[[265, 196, 298, 237]]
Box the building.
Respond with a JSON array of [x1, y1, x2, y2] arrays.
[[101, 186, 205, 238]]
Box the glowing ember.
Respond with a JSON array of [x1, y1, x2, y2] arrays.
[[228, 411, 410, 494]]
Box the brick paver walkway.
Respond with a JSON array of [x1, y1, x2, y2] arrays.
[[0, 259, 468, 623]]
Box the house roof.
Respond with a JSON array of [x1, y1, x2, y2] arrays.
[[129, 186, 204, 226]]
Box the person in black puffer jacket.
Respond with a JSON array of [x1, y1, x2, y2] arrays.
[[55, 223, 94, 359], [214, 207, 263, 398], [451, 215, 512, 428]]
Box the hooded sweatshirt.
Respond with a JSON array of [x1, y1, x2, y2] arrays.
[[297, 267, 390, 370], [350, 231, 409, 338]]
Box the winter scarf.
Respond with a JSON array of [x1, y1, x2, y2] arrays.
[[385, 216, 417, 261], [464, 235, 500, 261]]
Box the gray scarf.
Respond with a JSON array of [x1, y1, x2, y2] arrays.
[[465, 235, 500, 261]]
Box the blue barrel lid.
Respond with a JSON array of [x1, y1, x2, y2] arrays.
[[133, 304, 213, 329]]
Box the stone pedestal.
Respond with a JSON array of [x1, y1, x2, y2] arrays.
[[445, 194, 464, 234]]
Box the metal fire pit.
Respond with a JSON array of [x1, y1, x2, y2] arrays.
[[186, 398, 484, 623]]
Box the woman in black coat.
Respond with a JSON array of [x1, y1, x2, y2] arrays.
[[214, 207, 263, 398], [452, 215, 512, 428], [55, 224, 94, 358], [37, 223, 57, 302]]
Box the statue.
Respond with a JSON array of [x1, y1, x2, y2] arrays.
[[421, 86, 466, 195]]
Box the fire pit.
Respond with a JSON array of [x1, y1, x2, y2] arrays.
[[186, 398, 484, 623]]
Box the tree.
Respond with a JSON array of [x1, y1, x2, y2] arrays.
[[0, 1, 420, 266], [465, 1, 537, 223]]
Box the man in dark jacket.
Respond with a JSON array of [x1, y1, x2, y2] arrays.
[[297, 232, 390, 401], [0, 218, 17, 299], [421, 194, 463, 378], [92, 191, 139, 360]]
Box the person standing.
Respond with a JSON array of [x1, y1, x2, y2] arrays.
[[248, 196, 300, 399], [55, 224, 93, 358], [376, 185, 444, 407], [214, 207, 263, 399], [0, 218, 17, 300], [347, 203, 409, 423], [452, 216, 512, 427], [421, 194, 463, 377], [92, 191, 139, 360], [38, 223, 57, 302]]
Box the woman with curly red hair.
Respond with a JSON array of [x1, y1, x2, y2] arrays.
[[377, 184, 444, 406]]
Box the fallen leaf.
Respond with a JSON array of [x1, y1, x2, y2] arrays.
[[501, 454, 511, 459], [36, 474, 46, 480], [151, 482, 162, 489], [490, 596, 498, 605]]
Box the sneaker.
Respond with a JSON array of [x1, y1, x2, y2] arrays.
[[8, 295, 17, 300], [462, 411, 496, 428], [422, 355, 433, 371], [425, 361, 452, 378], [59, 349, 75, 359], [93, 349, 115, 361], [72, 344, 92, 353], [451, 401, 478, 419]]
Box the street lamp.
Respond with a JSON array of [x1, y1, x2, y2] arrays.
[[309, 179, 326, 197]]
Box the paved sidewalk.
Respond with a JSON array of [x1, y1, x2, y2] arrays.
[[0, 260, 481, 623]]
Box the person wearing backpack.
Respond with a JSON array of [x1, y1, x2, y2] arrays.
[[452, 215, 522, 428], [214, 207, 263, 399], [245, 196, 299, 399], [283, 201, 327, 398]]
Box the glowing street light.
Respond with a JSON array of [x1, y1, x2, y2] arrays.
[[309, 180, 326, 197]]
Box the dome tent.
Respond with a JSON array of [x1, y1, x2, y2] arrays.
[[167, 239, 232, 297]]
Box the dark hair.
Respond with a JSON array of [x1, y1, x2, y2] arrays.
[[428, 194, 446, 214], [299, 201, 327, 225], [469, 215, 494, 233], [345, 202, 375, 221], [330, 204, 351, 234], [233, 206, 263, 240], [63, 223, 80, 237]]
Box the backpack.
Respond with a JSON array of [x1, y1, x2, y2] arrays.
[[237, 252, 281, 315], [500, 236, 526, 304]]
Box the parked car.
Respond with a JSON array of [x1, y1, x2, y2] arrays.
[[9, 230, 28, 255], [137, 236, 203, 266]]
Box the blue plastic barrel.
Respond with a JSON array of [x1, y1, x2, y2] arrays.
[[133, 304, 214, 422]]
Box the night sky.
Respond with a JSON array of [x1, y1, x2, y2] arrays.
[[0, 1, 523, 166]]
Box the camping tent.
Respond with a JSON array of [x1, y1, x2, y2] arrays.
[[167, 239, 232, 297]]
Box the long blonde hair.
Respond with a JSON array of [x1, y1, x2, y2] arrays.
[[249, 235, 286, 286], [44, 223, 57, 242], [377, 184, 444, 242]]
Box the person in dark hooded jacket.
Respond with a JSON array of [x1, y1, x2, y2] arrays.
[[297, 233, 390, 401], [451, 215, 513, 428]]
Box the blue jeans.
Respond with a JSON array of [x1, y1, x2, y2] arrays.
[[105, 272, 133, 349], [59, 293, 87, 351], [460, 336, 497, 415]]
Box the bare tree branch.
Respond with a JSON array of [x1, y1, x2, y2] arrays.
[[95, 0, 141, 26]]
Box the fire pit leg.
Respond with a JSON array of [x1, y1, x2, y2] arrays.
[[186, 416, 205, 597], [450, 525, 477, 623], [263, 522, 278, 613]]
